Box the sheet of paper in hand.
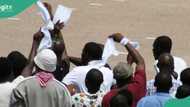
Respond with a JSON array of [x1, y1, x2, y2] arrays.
[[53, 5, 72, 24], [0, 0, 37, 19]]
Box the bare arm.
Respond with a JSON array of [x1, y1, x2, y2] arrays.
[[21, 31, 43, 77], [125, 42, 145, 70], [69, 56, 83, 66], [110, 33, 145, 70], [51, 22, 71, 80]]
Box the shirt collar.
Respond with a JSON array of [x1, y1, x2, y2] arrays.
[[84, 89, 103, 99], [155, 92, 171, 97], [88, 60, 104, 67]]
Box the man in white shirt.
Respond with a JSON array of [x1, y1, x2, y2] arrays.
[[152, 35, 187, 80], [0, 57, 27, 107], [0, 57, 16, 107], [63, 42, 114, 94]]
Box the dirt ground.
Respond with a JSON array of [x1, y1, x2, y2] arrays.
[[1, 0, 190, 80]]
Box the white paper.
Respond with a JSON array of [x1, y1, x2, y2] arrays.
[[102, 38, 121, 64], [53, 5, 72, 24], [36, 1, 51, 23], [101, 38, 140, 64], [36, 0, 53, 52], [38, 27, 52, 52]]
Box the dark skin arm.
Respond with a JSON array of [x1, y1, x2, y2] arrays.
[[51, 21, 71, 80], [21, 30, 43, 77], [69, 56, 83, 66], [110, 33, 145, 71]]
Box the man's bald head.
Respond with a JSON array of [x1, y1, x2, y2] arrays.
[[158, 53, 178, 79], [157, 53, 174, 71]]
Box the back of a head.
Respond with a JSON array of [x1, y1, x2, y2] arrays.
[[180, 68, 190, 85], [85, 68, 103, 93], [34, 49, 57, 72], [158, 53, 178, 79], [82, 42, 103, 64], [113, 62, 133, 87], [0, 57, 12, 83], [153, 36, 172, 59], [176, 85, 190, 99], [7, 51, 27, 78], [154, 72, 173, 92], [110, 89, 133, 107]]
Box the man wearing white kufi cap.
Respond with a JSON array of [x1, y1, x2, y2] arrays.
[[34, 49, 57, 72], [10, 49, 72, 107]]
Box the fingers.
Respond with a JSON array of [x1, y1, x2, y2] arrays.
[[109, 33, 124, 42]]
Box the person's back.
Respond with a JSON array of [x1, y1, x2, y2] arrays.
[[137, 93, 172, 107], [110, 90, 133, 107], [63, 42, 113, 93], [10, 49, 72, 107], [72, 69, 104, 107], [0, 57, 16, 107], [64, 63, 113, 93], [138, 72, 173, 107], [10, 76, 71, 107]]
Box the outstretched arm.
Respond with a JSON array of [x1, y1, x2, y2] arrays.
[[21, 30, 43, 77], [51, 22, 71, 80]]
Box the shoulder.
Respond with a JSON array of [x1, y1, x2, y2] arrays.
[[138, 95, 158, 105], [173, 56, 187, 64], [15, 76, 36, 87], [54, 79, 71, 92], [72, 65, 90, 71], [103, 89, 118, 99]]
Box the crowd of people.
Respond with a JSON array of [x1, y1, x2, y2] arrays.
[[1, 2, 190, 107]]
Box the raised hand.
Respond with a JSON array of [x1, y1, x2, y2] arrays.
[[109, 33, 124, 43]]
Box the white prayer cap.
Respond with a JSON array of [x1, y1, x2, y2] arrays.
[[34, 49, 57, 72]]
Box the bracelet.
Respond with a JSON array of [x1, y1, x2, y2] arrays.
[[120, 37, 129, 46]]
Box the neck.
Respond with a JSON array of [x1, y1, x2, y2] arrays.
[[157, 89, 170, 93], [88, 88, 99, 94]]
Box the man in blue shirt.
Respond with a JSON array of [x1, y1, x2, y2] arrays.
[[137, 72, 173, 107]]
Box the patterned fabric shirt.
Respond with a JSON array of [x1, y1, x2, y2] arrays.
[[146, 79, 181, 97], [72, 90, 105, 107]]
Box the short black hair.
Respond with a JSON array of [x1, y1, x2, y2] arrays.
[[180, 68, 190, 85], [82, 42, 103, 64], [154, 72, 173, 92], [0, 57, 12, 82], [157, 53, 178, 80], [153, 36, 172, 59], [176, 85, 190, 99], [110, 89, 133, 107], [85, 68, 103, 93], [7, 51, 27, 78]]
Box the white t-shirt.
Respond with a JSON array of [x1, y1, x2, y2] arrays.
[[0, 76, 25, 107], [62, 60, 114, 93], [154, 56, 187, 80]]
